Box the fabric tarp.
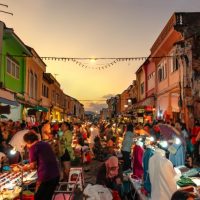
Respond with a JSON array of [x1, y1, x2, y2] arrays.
[[33, 106, 48, 112], [0, 97, 18, 106]]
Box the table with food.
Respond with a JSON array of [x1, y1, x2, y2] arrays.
[[0, 164, 37, 200]]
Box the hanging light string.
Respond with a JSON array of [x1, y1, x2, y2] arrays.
[[40, 55, 173, 70], [4, 54, 174, 70]]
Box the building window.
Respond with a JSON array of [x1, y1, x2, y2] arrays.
[[34, 74, 37, 99], [15, 66, 19, 79], [6, 57, 20, 79], [170, 51, 179, 73], [64, 99, 66, 107], [52, 90, 56, 102], [148, 72, 155, 80], [141, 82, 144, 94], [7, 59, 11, 74], [56, 93, 59, 104], [157, 62, 167, 82], [30, 71, 34, 98], [29, 71, 38, 99], [171, 56, 179, 72], [68, 101, 70, 109], [42, 84, 49, 98], [46, 87, 49, 98]]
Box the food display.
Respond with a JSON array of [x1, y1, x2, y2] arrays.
[[0, 168, 37, 200]]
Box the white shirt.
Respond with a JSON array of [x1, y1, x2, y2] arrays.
[[9, 130, 41, 153], [149, 149, 177, 200]]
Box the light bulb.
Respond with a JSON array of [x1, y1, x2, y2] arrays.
[[160, 141, 168, 148], [175, 137, 181, 145], [10, 148, 17, 155], [150, 136, 154, 142]]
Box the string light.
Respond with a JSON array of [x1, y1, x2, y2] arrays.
[[1, 53, 174, 70]]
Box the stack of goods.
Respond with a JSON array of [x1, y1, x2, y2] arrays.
[[0, 169, 37, 200]]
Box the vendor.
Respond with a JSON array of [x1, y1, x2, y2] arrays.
[[96, 156, 123, 186], [96, 156, 123, 197], [96, 156, 135, 199], [23, 131, 60, 200], [59, 122, 74, 180]]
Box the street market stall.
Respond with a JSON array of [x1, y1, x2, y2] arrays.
[[0, 165, 37, 200]]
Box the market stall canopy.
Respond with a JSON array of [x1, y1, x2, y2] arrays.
[[132, 96, 155, 109], [0, 97, 18, 106], [0, 114, 8, 119], [135, 128, 150, 136], [33, 105, 48, 112], [158, 124, 180, 140]]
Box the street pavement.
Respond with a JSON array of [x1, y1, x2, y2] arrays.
[[72, 159, 103, 199]]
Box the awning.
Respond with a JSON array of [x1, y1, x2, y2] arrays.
[[132, 96, 155, 109], [0, 97, 18, 106], [0, 114, 8, 119], [33, 105, 48, 112], [0, 89, 18, 106]]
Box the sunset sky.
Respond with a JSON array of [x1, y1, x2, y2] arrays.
[[1, 0, 200, 111]]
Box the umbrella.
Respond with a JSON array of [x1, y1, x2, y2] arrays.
[[158, 124, 184, 143]]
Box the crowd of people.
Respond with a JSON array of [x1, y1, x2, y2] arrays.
[[0, 118, 199, 200]]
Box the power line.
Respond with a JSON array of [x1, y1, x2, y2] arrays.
[[40, 56, 173, 60], [0, 10, 13, 15], [4, 54, 173, 60], [0, 4, 8, 7], [0, 3, 13, 15]]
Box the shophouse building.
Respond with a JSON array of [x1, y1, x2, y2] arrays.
[[0, 21, 32, 121]]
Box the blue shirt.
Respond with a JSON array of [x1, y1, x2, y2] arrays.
[[121, 131, 133, 152], [143, 147, 154, 193]]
